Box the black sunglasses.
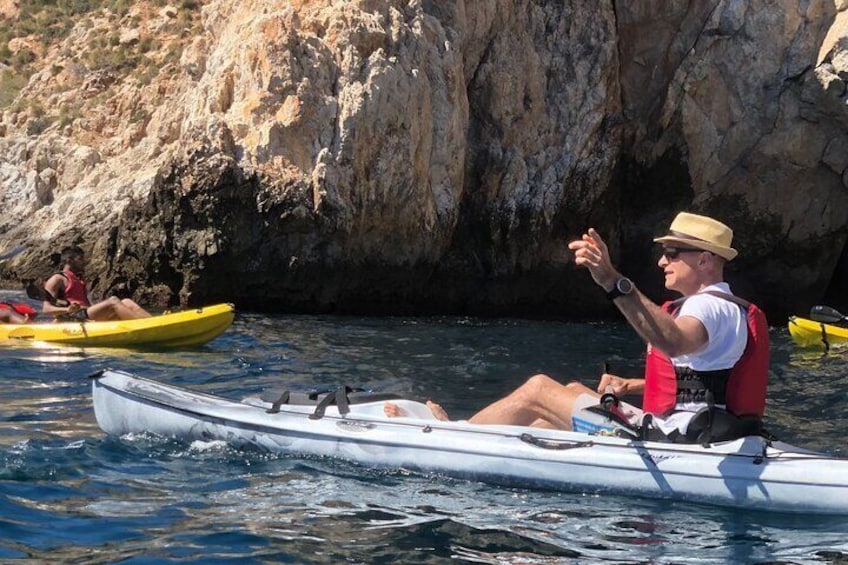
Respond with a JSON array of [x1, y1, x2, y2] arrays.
[[661, 246, 705, 259]]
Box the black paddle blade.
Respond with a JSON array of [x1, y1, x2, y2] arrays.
[[809, 305, 847, 324], [23, 280, 68, 307], [24, 280, 52, 304]]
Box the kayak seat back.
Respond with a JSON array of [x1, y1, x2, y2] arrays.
[[260, 385, 401, 419], [683, 407, 763, 445]]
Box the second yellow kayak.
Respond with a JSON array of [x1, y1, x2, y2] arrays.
[[788, 316, 848, 349], [0, 303, 235, 348]]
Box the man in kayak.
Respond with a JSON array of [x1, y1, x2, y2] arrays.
[[41, 246, 152, 321], [386, 212, 763, 441]]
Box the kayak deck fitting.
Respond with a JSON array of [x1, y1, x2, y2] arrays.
[[0, 303, 235, 348], [91, 369, 848, 515]]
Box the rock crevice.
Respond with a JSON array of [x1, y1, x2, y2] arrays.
[[0, 0, 846, 321]]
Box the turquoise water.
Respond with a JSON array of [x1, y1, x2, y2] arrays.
[[2, 294, 848, 563]]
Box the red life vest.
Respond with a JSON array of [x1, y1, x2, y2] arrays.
[[642, 293, 769, 417], [61, 270, 91, 307], [0, 302, 38, 321]]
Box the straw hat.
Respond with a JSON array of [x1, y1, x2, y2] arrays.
[[653, 212, 738, 261]]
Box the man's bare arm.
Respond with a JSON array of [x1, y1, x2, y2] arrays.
[[568, 227, 708, 357]]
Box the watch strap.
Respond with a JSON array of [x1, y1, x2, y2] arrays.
[[606, 286, 624, 300]]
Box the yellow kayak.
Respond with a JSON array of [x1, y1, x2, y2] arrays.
[[788, 316, 848, 349], [0, 303, 235, 348]]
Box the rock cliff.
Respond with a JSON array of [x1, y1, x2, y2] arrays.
[[0, 0, 847, 322]]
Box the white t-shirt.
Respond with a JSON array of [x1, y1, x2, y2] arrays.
[[656, 283, 749, 430], [575, 283, 750, 437], [671, 282, 747, 371]]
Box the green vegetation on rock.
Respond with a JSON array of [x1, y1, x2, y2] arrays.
[[0, 0, 202, 110]]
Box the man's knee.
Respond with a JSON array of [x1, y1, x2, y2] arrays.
[[520, 374, 560, 397], [563, 381, 589, 394]]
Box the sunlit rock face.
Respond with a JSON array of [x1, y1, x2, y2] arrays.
[[0, 0, 846, 320], [615, 0, 848, 319]]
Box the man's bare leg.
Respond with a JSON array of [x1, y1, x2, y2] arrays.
[[467, 374, 597, 430], [87, 297, 151, 321], [383, 375, 598, 429], [120, 299, 151, 318]]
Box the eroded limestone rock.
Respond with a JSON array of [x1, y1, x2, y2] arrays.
[[1, 0, 847, 320]]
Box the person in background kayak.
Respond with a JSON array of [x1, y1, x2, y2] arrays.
[[0, 306, 27, 323], [386, 212, 765, 442], [42, 246, 152, 321]]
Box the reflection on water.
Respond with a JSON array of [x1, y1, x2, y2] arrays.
[[1, 303, 848, 562]]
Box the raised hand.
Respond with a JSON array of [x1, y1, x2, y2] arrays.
[[567, 228, 619, 291]]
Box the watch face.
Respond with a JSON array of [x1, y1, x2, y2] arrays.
[[617, 278, 634, 294]]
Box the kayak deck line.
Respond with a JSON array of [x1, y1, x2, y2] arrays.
[[90, 369, 834, 465]]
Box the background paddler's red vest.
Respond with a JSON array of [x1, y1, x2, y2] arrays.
[[61, 270, 91, 307], [0, 302, 38, 321], [641, 292, 769, 417]]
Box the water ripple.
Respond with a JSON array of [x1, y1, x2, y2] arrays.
[[1, 307, 848, 562]]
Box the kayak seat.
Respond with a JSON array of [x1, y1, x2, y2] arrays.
[[260, 385, 402, 419], [682, 407, 763, 445]]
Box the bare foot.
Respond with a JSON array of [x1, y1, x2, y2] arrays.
[[383, 402, 403, 418], [425, 400, 450, 421], [383, 400, 451, 421]]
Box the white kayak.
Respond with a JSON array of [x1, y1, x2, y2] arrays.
[[91, 369, 848, 515]]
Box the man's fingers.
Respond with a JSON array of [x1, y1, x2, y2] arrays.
[[597, 373, 611, 393], [566, 239, 584, 252], [572, 251, 596, 268], [588, 228, 609, 253], [568, 229, 608, 269], [587, 227, 601, 241]]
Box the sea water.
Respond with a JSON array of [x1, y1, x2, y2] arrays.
[[1, 293, 848, 563]]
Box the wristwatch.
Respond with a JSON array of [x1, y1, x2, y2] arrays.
[[606, 277, 634, 300]]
